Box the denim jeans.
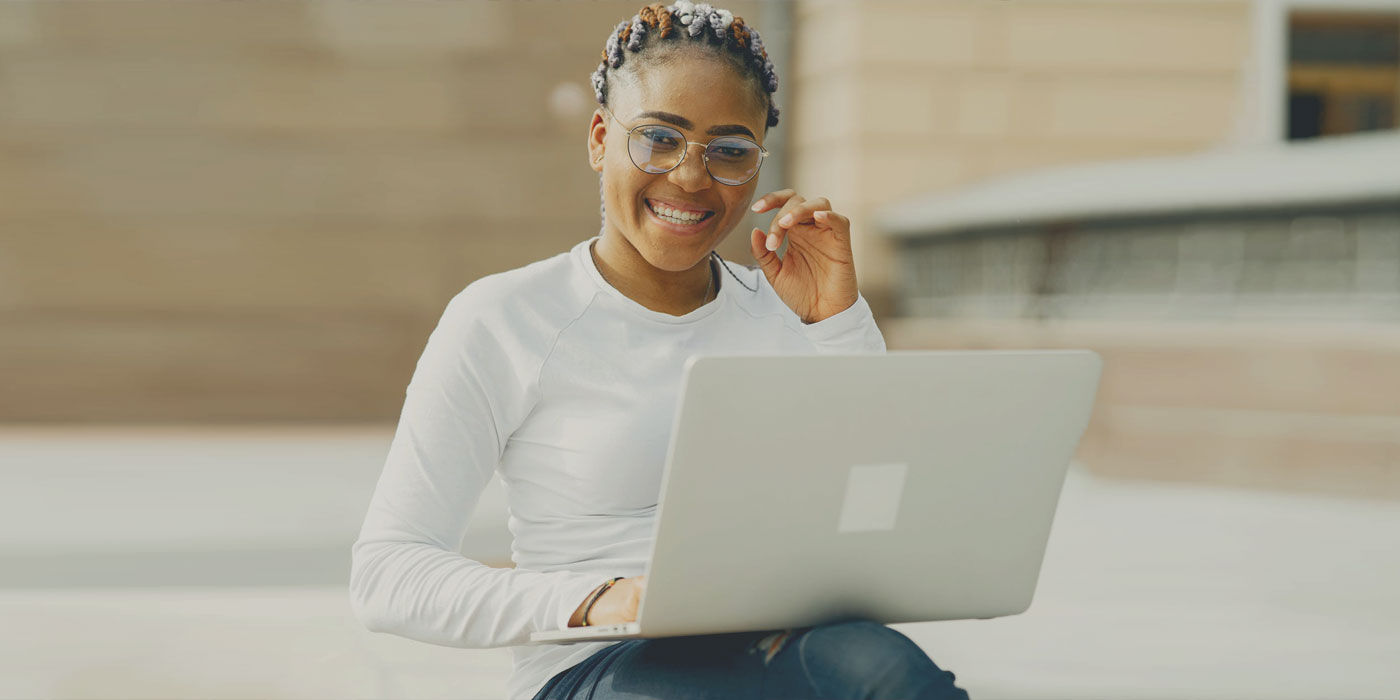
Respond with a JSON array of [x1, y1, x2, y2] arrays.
[[531, 618, 970, 699]]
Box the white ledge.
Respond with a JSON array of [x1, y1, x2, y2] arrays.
[[876, 131, 1400, 238]]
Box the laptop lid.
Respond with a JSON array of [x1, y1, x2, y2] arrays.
[[627, 349, 1102, 638]]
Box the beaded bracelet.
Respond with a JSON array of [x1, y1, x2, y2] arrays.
[[582, 576, 626, 626]]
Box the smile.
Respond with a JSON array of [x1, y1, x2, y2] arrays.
[[646, 198, 715, 227]]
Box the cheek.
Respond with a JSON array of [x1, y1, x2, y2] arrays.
[[604, 165, 645, 213], [720, 191, 753, 228]]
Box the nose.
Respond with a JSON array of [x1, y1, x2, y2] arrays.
[[667, 141, 711, 192]]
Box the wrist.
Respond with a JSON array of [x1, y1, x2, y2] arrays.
[[570, 583, 605, 627], [573, 576, 623, 627], [802, 293, 860, 325]]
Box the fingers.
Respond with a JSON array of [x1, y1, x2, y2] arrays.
[[750, 189, 796, 213], [813, 209, 851, 241], [753, 190, 847, 252], [751, 227, 781, 280], [768, 195, 842, 251], [775, 197, 832, 231], [765, 194, 806, 251]]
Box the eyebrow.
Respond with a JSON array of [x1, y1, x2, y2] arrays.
[[635, 110, 756, 139]]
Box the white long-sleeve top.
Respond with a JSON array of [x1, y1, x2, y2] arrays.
[[350, 234, 887, 700]]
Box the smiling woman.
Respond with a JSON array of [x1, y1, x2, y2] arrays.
[[346, 4, 957, 700], [584, 2, 777, 316]]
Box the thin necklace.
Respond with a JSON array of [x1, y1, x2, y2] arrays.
[[592, 240, 715, 313], [711, 250, 757, 293]]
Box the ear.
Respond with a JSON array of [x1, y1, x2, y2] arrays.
[[587, 108, 607, 174]]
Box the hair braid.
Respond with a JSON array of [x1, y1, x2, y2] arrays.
[[589, 2, 779, 129], [729, 17, 748, 50], [650, 3, 676, 38]]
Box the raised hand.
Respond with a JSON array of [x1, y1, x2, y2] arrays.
[[749, 189, 859, 324]]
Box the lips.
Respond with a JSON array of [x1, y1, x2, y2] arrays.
[[645, 198, 715, 222], [643, 198, 715, 236]]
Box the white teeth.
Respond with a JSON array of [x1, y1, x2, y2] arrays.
[[651, 200, 708, 225]]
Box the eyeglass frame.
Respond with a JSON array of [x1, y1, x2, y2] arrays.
[[600, 104, 770, 186]]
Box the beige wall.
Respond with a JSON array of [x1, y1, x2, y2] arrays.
[[0, 0, 1259, 422], [0, 0, 760, 421], [886, 316, 1400, 501], [789, 0, 1253, 315]]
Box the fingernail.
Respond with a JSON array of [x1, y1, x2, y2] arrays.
[[814, 210, 828, 220], [766, 234, 779, 251], [751, 201, 763, 212], [779, 214, 793, 227]]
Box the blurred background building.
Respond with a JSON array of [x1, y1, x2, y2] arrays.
[[2, 1, 1398, 698]]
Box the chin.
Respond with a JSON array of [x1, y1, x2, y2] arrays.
[[643, 237, 713, 271], [648, 248, 701, 272]]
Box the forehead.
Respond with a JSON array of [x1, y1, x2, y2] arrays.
[[616, 56, 766, 136]]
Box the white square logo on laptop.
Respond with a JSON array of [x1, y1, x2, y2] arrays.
[[837, 462, 908, 533]]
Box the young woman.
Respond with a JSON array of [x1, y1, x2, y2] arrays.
[[351, 3, 968, 698]]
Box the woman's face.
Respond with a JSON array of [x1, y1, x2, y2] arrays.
[[588, 55, 768, 273]]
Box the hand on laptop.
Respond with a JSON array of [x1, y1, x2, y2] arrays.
[[568, 574, 647, 627]]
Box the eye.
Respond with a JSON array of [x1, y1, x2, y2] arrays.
[[637, 126, 681, 151], [708, 139, 756, 162]]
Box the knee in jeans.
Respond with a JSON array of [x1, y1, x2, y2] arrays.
[[808, 620, 913, 671], [800, 619, 964, 698]]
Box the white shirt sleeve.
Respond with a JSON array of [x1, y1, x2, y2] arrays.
[[349, 289, 617, 648], [799, 292, 887, 354]]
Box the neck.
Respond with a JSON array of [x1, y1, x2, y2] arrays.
[[592, 234, 716, 315]]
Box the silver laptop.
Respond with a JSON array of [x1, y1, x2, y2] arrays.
[[528, 349, 1103, 644]]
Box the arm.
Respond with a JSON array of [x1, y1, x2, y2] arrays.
[[349, 289, 616, 648], [747, 189, 886, 355], [798, 291, 887, 355]]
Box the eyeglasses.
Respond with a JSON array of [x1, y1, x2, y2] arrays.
[[602, 105, 769, 186]]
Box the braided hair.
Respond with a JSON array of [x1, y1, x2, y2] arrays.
[[590, 2, 780, 128]]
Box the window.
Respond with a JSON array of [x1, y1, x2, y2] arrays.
[[1287, 11, 1400, 139]]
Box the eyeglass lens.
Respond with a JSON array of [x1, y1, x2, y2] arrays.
[[626, 125, 762, 185]]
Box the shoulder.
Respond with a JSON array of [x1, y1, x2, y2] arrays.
[[443, 246, 593, 326], [431, 245, 598, 362]]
